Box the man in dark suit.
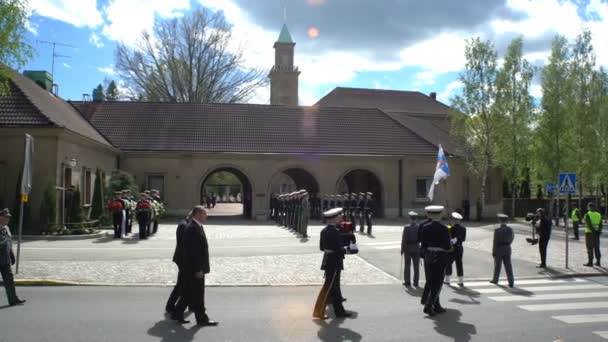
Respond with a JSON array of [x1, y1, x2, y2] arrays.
[[0, 209, 25, 306], [165, 212, 192, 315], [491, 214, 515, 287], [401, 211, 421, 287], [172, 206, 218, 326], [534, 208, 552, 268]]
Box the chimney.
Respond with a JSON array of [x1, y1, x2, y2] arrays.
[[430, 92, 437, 100], [23, 70, 53, 92]]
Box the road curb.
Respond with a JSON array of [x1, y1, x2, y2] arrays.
[[20, 231, 109, 241], [8, 272, 606, 287]]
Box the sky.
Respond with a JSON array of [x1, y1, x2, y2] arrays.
[[21, 0, 608, 105]]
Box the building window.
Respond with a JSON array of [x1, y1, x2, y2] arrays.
[[83, 169, 92, 205], [147, 175, 165, 200], [416, 177, 433, 200]]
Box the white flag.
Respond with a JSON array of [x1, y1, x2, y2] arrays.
[[428, 144, 450, 201]]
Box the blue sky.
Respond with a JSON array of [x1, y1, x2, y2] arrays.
[[21, 0, 608, 105]]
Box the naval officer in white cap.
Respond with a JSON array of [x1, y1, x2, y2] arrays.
[[445, 212, 467, 286], [419, 205, 451, 316], [401, 210, 421, 287], [315, 208, 352, 318]]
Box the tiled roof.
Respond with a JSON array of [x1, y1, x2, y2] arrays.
[[0, 68, 113, 147], [73, 101, 440, 155], [315, 87, 451, 114]]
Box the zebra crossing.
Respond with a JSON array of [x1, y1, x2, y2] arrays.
[[465, 277, 608, 339]]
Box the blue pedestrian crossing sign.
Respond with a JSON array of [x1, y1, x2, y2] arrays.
[[546, 183, 554, 193], [559, 173, 577, 194]]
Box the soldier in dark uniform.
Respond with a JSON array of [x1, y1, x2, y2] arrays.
[[301, 191, 310, 238], [349, 193, 357, 225], [401, 211, 421, 287], [445, 212, 467, 286], [270, 194, 277, 221], [328, 195, 336, 210], [491, 214, 515, 287], [151, 189, 163, 235], [135, 192, 152, 239], [278, 194, 285, 226], [364, 192, 374, 235], [318, 208, 352, 318], [419, 205, 451, 316], [322, 194, 329, 214], [357, 193, 365, 233], [108, 191, 126, 238]]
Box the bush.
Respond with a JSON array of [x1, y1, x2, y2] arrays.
[[39, 178, 57, 233], [90, 168, 105, 220], [67, 186, 85, 224]]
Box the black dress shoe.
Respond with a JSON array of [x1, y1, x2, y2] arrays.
[[423, 305, 435, 316], [197, 319, 219, 326], [536, 264, 546, 268], [596, 262, 602, 267], [341, 297, 347, 302], [170, 313, 190, 324], [10, 299, 26, 306], [489, 280, 498, 284], [403, 282, 411, 287], [433, 306, 447, 314], [335, 312, 353, 318]]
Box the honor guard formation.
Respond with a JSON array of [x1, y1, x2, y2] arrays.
[[270, 191, 375, 237], [107, 189, 166, 239]]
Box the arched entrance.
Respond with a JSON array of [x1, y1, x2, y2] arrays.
[[337, 169, 384, 217], [268, 168, 319, 195], [201, 167, 253, 219]]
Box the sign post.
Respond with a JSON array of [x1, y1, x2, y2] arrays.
[[16, 134, 34, 274], [559, 173, 577, 270]]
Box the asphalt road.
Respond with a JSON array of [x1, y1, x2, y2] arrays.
[[2, 279, 608, 342]]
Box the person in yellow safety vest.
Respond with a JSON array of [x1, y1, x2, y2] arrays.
[[583, 203, 602, 267], [570, 203, 582, 240]]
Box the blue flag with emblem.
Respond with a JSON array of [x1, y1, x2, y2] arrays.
[[428, 144, 450, 202]]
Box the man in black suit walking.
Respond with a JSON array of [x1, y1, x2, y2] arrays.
[[165, 211, 192, 315], [172, 206, 218, 326]]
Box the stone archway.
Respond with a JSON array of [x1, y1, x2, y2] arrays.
[[336, 168, 384, 218], [201, 167, 253, 219], [268, 167, 320, 195]]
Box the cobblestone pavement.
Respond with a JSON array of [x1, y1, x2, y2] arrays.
[[16, 254, 399, 286], [468, 223, 608, 275]]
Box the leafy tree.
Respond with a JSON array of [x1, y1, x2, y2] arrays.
[[115, 6, 266, 103], [106, 80, 120, 101], [451, 37, 499, 218], [534, 35, 572, 210], [90, 168, 105, 220], [0, 0, 33, 87], [106, 171, 139, 198], [92, 83, 105, 102], [494, 37, 535, 217]]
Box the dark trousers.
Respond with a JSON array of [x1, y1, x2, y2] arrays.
[[137, 213, 150, 239], [585, 232, 602, 263], [424, 252, 447, 307], [404, 253, 420, 285], [152, 220, 158, 234], [572, 221, 580, 240], [365, 212, 372, 235], [492, 254, 514, 286], [324, 269, 345, 315], [125, 209, 132, 234], [359, 213, 364, 233], [538, 237, 550, 266], [166, 268, 185, 312], [446, 247, 464, 277], [175, 275, 208, 323], [112, 213, 123, 238], [0, 264, 18, 304], [421, 255, 430, 304]]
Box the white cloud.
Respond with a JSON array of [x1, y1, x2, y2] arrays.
[[414, 71, 436, 86], [399, 32, 469, 75], [101, 0, 191, 46], [530, 84, 543, 99], [28, 0, 103, 28], [62, 62, 71, 69], [89, 33, 104, 48], [25, 20, 39, 36], [438, 81, 463, 103], [98, 66, 116, 76]]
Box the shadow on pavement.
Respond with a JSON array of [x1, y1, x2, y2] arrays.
[[147, 318, 201, 342], [0, 304, 13, 310], [403, 286, 423, 297], [314, 313, 362, 342], [431, 308, 477, 342], [449, 286, 481, 305], [92, 235, 116, 244]]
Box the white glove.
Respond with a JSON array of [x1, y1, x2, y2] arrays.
[[450, 237, 457, 245]]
